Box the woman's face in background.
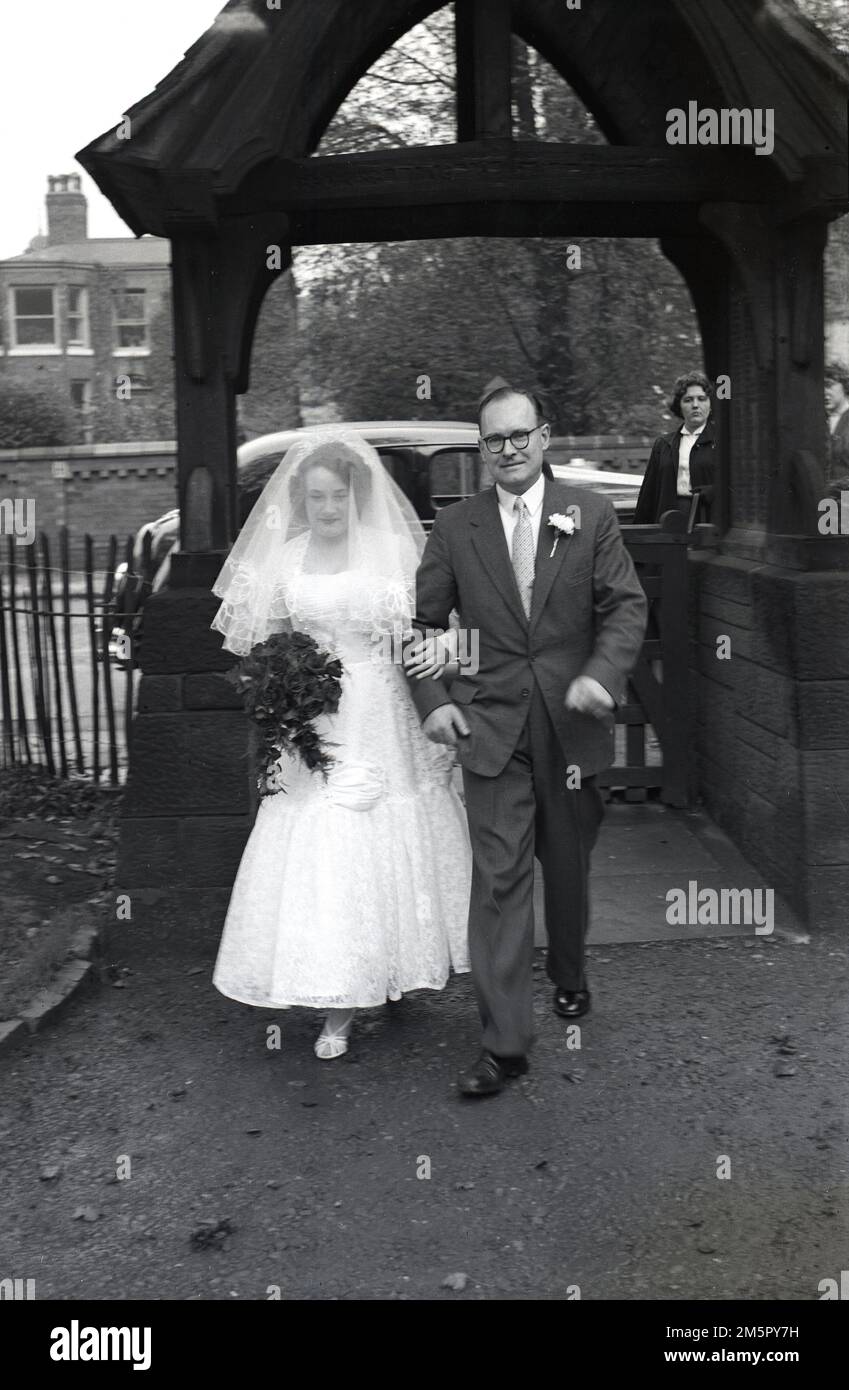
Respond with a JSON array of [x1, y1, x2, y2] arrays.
[[303, 464, 349, 541], [680, 386, 711, 432]]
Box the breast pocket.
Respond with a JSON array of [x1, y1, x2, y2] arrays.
[[561, 563, 594, 589]]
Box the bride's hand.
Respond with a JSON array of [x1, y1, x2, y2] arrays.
[[404, 631, 456, 681]]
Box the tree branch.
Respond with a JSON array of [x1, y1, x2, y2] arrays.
[[381, 47, 454, 90]]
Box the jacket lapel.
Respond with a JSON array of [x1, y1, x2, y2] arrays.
[[696, 420, 716, 454], [469, 487, 528, 629], [528, 480, 578, 632]]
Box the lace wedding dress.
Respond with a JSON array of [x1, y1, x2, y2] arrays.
[[212, 562, 472, 1010]]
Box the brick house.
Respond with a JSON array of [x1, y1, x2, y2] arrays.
[[0, 173, 175, 444]]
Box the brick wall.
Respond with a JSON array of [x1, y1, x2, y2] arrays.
[[689, 550, 849, 930], [0, 442, 177, 568]]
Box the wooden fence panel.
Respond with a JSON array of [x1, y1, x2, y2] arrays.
[[0, 531, 135, 783], [59, 526, 85, 773], [598, 516, 712, 807]]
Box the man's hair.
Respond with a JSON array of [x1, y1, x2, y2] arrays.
[[824, 360, 849, 395], [669, 371, 714, 420], [478, 384, 546, 429]]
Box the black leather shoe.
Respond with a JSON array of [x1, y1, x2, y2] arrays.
[[458, 1050, 529, 1097], [553, 988, 591, 1019]]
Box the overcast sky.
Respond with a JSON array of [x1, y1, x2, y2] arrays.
[[0, 0, 224, 258]]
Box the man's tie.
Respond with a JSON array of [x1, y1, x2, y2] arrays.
[[511, 496, 535, 620]]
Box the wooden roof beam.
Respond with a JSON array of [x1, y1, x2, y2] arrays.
[[285, 202, 715, 245], [455, 0, 513, 141], [234, 142, 786, 216]]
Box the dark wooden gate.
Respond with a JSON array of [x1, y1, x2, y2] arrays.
[[598, 514, 713, 808]]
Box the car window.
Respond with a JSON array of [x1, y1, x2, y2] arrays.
[[429, 448, 487, 505], [375, 449, 408, 486], [376, 448, 420, 511]]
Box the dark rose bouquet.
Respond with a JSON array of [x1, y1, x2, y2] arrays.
[[225, 630, 344, 797]]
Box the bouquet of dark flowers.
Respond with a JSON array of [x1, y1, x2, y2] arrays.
[[225, 630, 344, 797]]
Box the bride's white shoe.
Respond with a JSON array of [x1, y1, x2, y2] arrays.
[[314, 1009, 355, 1060]]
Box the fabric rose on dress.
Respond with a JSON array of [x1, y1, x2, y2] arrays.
[[324, 762, 384, 812]]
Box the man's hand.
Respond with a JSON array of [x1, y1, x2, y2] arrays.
[[565, 676, 615, 718], [404, 632, 454, 681], [422, 704, 470, 748]]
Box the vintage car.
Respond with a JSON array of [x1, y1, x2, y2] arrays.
[[108, 421, 643, 664], [234, 421, 643, 519]]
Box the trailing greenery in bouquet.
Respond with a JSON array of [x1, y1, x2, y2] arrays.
[[225, 630, 344, 796]]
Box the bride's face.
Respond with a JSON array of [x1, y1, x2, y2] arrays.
[[303, 464, 350, 541]]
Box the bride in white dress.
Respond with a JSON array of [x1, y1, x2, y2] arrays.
[[209, 430, 471, 1059]]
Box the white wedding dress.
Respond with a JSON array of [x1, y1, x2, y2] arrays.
[[213, 564, 472, 1009]]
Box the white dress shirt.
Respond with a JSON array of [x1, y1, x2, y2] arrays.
[[677, 425, 705, 497], [496, 472, 546, 553]]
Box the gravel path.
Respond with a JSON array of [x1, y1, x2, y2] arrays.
[[1, 906, 846, 1301]]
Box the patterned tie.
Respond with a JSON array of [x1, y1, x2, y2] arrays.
[[511, 496, 535, 620]]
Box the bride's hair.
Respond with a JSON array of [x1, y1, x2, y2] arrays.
[[212, 427, 424, 655], [288, 442, 372, 524]]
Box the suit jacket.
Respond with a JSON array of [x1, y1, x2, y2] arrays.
[[634, 420, 718, 524], [407, 479, 648, 779]]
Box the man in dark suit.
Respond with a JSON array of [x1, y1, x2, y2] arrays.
[[634, 372, 718, 526], [405, 386, 647, 1097]]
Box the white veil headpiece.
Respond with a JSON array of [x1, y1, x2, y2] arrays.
[[210, 428, 426, 655]]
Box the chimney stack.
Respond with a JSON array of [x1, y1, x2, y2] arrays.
[[45, 173, 88, 246]]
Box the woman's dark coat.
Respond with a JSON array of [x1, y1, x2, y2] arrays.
[[634, 420, 717, 525]]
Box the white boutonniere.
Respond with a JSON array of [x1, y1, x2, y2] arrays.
[[547, 512, 576, 558]]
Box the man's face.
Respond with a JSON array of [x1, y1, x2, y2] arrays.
[[680, 386, 711, 432], [825, 379, 847, 413], [479, 394, 550, 495]]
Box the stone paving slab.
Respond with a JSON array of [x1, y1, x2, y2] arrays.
[[592, 805, 721, 878], [534, 803, 804, 947]]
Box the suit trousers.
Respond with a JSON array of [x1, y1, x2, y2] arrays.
[[461, 681, 606, 1057]]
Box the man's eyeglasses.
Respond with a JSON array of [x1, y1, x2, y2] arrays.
[[481, 423, 548, 455]]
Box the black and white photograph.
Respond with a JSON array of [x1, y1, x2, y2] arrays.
[[1, 0, 848, 1354]]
